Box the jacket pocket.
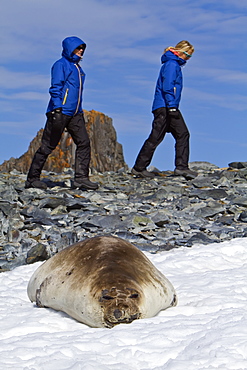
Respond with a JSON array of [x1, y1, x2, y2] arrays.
[[62, 88, 69, 105]]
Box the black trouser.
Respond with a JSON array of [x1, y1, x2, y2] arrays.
[[133, 107, 190, 171], [27, 112, 91, 182]]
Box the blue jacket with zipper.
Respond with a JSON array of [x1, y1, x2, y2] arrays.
[[47, 36, 86, 116], [152, 50, 186, 112]]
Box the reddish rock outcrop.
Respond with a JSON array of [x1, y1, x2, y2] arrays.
[[0, 110, 127, 174]]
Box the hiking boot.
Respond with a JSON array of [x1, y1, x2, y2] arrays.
[[25, 180, 47, 190], [174, 168, 198, 180], [73, 178, 99, 190], [131, 168, 155, 179]]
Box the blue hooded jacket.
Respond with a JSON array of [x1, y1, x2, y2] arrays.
[[152, 50, 186, 112], [47, 36, 86, 116]]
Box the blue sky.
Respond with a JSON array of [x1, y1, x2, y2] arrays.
[[1, 0, 247, 170]]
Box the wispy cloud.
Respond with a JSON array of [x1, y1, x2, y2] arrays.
[[0, 91, 48, 102], [0, 67, 49, 90], [192, 67, 247, 84], [184, 87, 247, 111]]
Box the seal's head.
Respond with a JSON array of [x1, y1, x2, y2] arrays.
[[99, 287, 142, 328]]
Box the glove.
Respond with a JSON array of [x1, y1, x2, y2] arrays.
[[168, 107, 180, 119], [51, 108, 63, 130]]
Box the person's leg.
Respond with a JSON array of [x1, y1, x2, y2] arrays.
[[132, 107, 168, 177], [26, 113, 67, 188], [67, 113, 98, 190], [169, 111, 197, 179], [169, 111, 190, 169]]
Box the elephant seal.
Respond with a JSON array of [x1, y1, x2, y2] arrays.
[[27, 236, 177, 328]]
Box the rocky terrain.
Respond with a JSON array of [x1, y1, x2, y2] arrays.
[[1, 161, 247, 272]]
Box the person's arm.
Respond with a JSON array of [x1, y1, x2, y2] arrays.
[[162, 61, 178, 108], [49, 61, 66, 110]]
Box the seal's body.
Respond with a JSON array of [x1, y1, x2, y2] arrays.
[[27, 236, 177, 328]]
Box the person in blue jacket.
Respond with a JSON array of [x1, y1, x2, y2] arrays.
[[132, 40, 197, 180], [25, 36, 98, 190]]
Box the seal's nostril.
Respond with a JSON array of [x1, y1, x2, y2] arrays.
[[114, 309, 122, 319], [171, 294, 177, 306]]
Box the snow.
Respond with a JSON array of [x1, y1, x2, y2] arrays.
[[1, 238, 247, 370]]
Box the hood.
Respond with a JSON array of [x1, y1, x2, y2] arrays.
[[62, 36, 86, 63], [161, 50, 186, 66]]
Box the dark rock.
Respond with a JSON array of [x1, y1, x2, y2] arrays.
[[157, 243, 179, 252], [194, 199, 227, 218], [0, 201, 18, 217], [219, 170, 239, 180], [189, 161, 220, 171], [239, 211, 247, 222], [228, 162, 247, 169], [190, 176, 215, 189], [0, 186, 19, 202], [48, 231, 78, 253], [112, 231, 146, 243], [186, 232, 218, 246], [151, 211, 170, 227], [232, 196, 247, 207], [216, 215, 235, 225], [26, 243, 48, 264], [200, 189, 229, 200], [189, 188, 228, 200], [133, 242, 160, 253], [8, 229, 23, 243], [24, 217, 60, 226], [87, 214, 123, 230], [20, 205, 51, 219], [39, 197, 67, 209]]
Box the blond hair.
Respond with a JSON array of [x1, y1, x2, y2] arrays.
[[164, 40, 194, 55]]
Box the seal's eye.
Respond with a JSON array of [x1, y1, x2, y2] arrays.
[[102, 295, 114, 300], [129, 293, 139, 299]]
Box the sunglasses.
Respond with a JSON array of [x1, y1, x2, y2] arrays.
[[76, 45, 85, 50], [183, 51, 192, 58]]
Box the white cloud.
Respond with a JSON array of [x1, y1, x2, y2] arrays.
[[191, 66, 247, 84], [3, 91, 48, 102], [0, 67, 49, 90], [185, 87, 247, 111], [0, 117, 44, 132]]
